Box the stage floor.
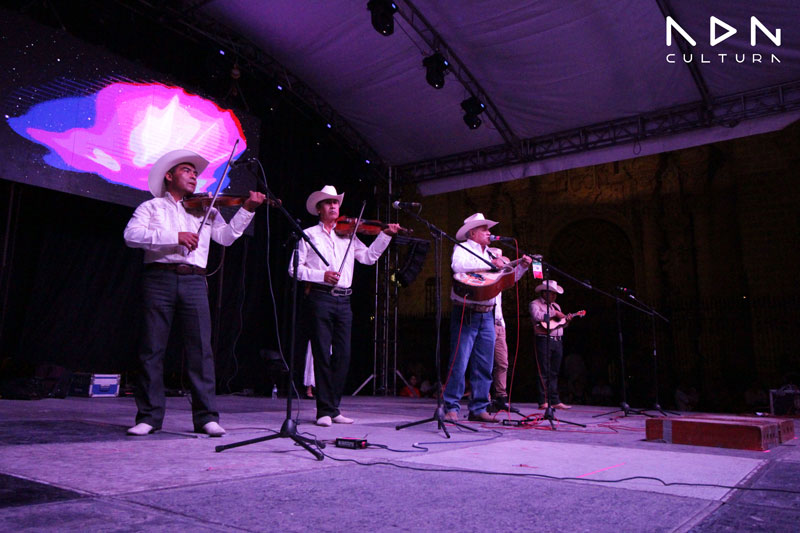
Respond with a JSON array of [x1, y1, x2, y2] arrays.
[[1, 395, 798, 532]]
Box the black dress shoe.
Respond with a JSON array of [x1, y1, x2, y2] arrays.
[[493, 399, 511, 411]]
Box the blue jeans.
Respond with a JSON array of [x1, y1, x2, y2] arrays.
[[135, 269, 218, 431], [443, 304, 495, 414]]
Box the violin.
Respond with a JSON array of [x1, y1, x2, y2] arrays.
[[182, 193, 280, 210], [333, 215, 411, 237]]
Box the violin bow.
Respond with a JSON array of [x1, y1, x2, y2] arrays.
[[337, 200, 367, 275], [193, 139, 240, 245]]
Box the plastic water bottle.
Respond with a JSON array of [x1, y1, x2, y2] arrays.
[[271, 384, 278, 400]]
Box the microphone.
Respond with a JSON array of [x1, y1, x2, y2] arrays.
[[488, 235, 515, 242], [392, 200, 421, 209], [616, 286, 636, 298], [231, 157, 258, 167]]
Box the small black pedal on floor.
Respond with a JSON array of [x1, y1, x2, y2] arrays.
[[501, 419, 524, 427], [335, 438, 368, 449]]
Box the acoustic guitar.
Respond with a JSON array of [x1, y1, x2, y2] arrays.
[[452, 258, 526, 301], [539, 310, 586, 331]]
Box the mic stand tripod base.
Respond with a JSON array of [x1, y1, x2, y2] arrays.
[[541, 405, 586, 430], [488, 402, 523, 416], [395, 402, 477, 438], [642, 403, 680, 417], [215, 416, 325, 460], [593, 402, 655, 419]]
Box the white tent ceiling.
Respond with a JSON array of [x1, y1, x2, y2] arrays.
[[197, 0, 800, 194]]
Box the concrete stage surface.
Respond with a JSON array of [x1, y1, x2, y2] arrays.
[[1, 395, 798, 532]]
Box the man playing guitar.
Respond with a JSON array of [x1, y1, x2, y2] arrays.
[[530, 280, 584, 410], [444, 213, 532, 423]]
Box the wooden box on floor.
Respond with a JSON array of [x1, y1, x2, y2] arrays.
[[645, 415, 794, 451]]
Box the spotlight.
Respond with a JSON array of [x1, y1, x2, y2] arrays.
[[463, 114, 482, 129], [367, 0, 398, 36], [461, 96, 485, 129], [423, 53, 449, 89]]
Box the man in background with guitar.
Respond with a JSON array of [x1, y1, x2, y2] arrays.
[[444, 213, 532, 422], [530, 280, 584, 410]]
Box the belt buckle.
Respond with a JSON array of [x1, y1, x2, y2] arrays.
[[330, 287, 350, 296]]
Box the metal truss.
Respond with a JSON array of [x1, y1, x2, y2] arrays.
[[109, 0, 389, 178], [397, 79, 800, 183], [396, 1, 522, 156]]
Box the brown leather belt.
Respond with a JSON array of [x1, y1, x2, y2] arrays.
[[308, 283, 352, 297], [455, 301, 495, 313], [146, 263, 207, 275]]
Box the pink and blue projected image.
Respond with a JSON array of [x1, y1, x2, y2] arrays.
[[7, 81, 247, 196]]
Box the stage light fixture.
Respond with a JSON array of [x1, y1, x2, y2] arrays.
[[422, 53, 449, 89], [367, 0, 398, 36], [461, 96, 485, 129]]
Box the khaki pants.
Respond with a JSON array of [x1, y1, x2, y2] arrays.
[[492, 324, 508, 398]]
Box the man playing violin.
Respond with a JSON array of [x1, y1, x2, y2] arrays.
[[291, 185, 399, 427], [530, 280, 572, 410], [123, 149, 265, 436], [445, 214, 532, 423]]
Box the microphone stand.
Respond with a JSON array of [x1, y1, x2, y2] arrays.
[[495, 241, 669, 420], [216, 186, 329, 460], [394, 207, 477, 437], [533, 261, 585, 429], [496, 241, 665, 419], [490, 242, 594, 429], [592, 294, 652, 418], [628, 294, 676, 416]]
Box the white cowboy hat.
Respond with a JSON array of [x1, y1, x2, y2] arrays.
[[147, 149, 209, 197], [535, 280, 564, 294], [306, 185, 345, 215], [456, 212, 498, 241]]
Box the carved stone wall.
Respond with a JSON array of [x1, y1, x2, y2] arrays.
[[396, 122, 800, 411]]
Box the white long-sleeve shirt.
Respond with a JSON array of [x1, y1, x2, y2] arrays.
[[494, 292, 505, 327], [530, 297, 564, 338], [124, 195, 255, 268], [290, 222, 392, 288], [491, 247, 506, 327], [450, 239, 528, 306]]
